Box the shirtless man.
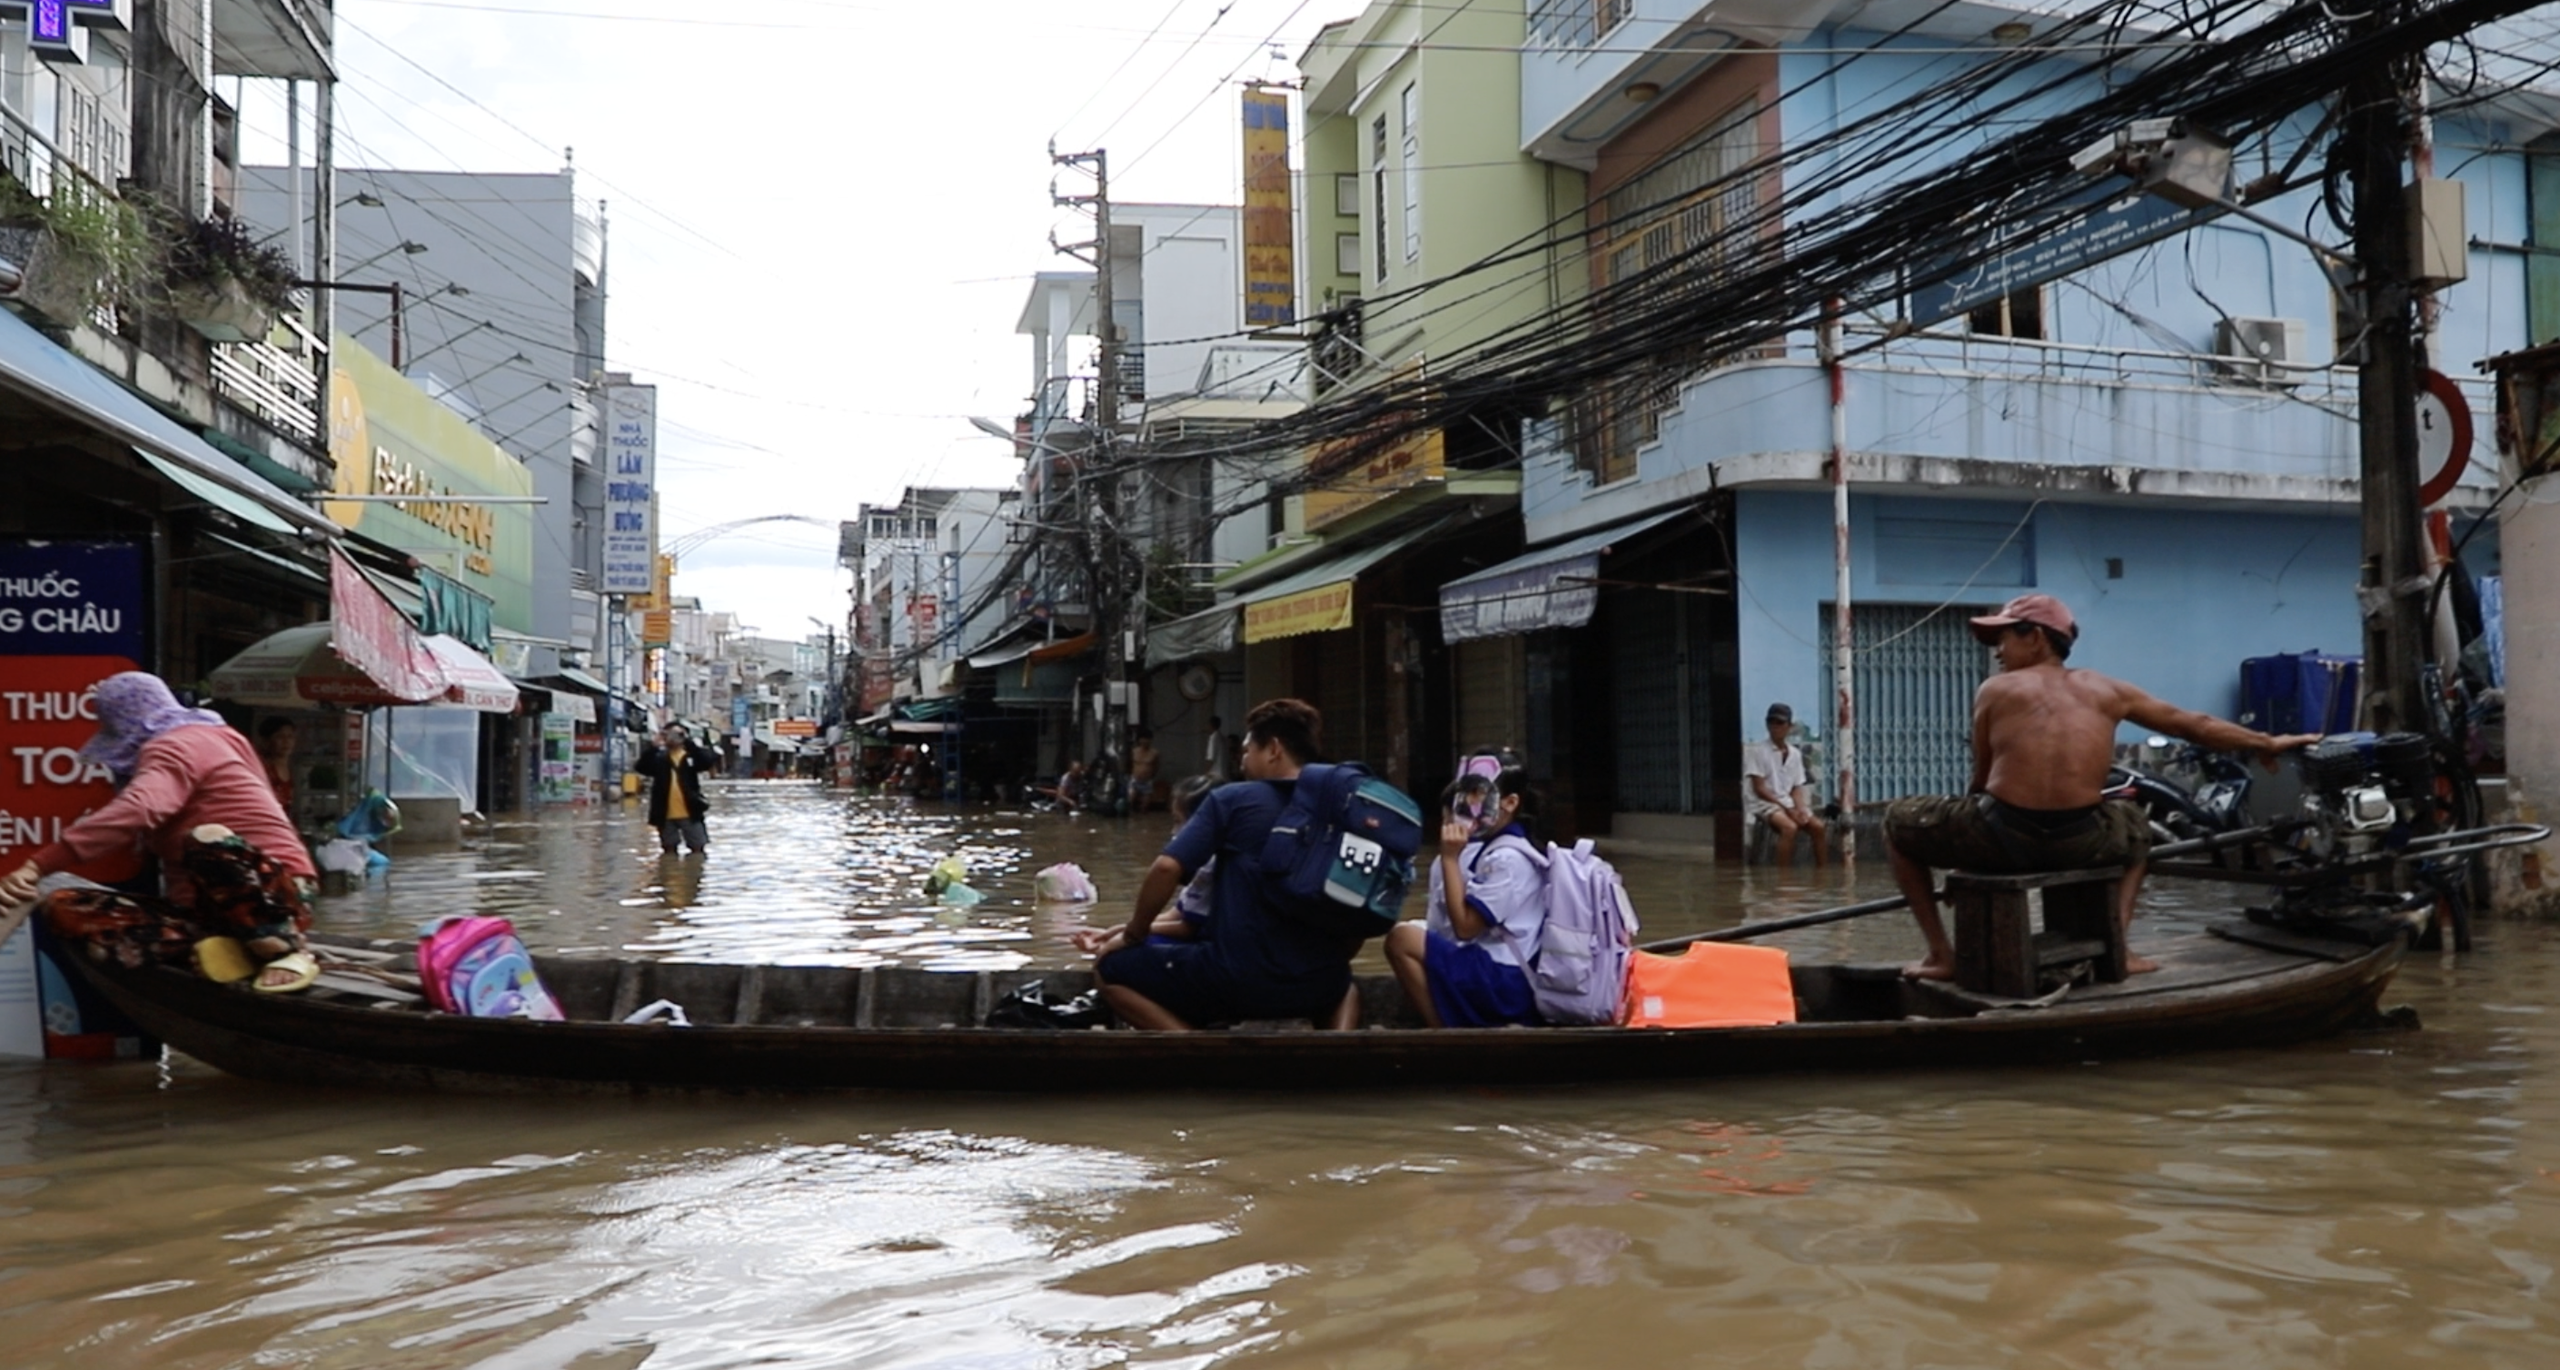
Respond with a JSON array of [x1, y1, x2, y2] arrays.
[[1885, 594, 2317, 981], [1128, 728, 1162, 812]]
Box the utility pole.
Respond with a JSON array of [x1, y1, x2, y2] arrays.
[[1822, 300, 1855, 861], [1053, 145, 1135, 793], [2344, 18, 2431, 737]]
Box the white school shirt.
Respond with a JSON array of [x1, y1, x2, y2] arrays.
[[1423, 832, 1547, 968], [1742, 739, 1807, 818]]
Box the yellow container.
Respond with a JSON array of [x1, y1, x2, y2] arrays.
[[623, 772, 643, 796]]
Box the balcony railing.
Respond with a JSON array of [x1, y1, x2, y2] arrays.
[[1529, 0, 1632, 49], [211, 305, 327, 444]]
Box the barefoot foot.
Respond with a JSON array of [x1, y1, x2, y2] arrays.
[[1901, 957, 1957, 981], [2125, 953, 2161, 975]]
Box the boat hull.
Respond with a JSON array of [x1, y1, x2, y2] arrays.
[[69, 930, 2407, 1094]]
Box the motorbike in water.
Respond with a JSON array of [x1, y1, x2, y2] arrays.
[[2118, 730, 2541, 952], [2104, 738, 2254, 843]]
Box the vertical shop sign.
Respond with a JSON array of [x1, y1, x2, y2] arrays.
[[1241, 86, 1297, 328], [601, 383, 659, 595], [0, 539, 145, 1059]]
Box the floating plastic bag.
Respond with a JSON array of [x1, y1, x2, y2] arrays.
[[923, 855, 968, 897], [938, 880, 985, 908], [313, 837, 373, 876], [1033, 862, 1097, 904], [622, 998, 691, 1027]]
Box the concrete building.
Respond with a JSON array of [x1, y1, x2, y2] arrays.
[[238, 164, 611, 681], [1450, 0, 2526, 851]]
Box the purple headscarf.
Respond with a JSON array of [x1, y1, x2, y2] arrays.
[[80, 671, 229, 782]]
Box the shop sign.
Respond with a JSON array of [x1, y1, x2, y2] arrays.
[[8, 0, 129, 64], [1303, 428, 1443, 532], [321, 339, 537, 631], [1241, 86, 1296, 328], [0, 538, 145, 1060], [600, 382, 659, 596], [1243, 579, 1355, 643], [775, 719, 818, 737], [0, 540, 144, 660], [642, 609, 673, 647], [538, 712, 576, 804]]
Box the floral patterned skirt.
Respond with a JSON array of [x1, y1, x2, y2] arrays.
[[42, 829, 313, 972]]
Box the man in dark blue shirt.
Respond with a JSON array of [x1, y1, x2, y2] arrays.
[[1093, 698, 1363, 1029]]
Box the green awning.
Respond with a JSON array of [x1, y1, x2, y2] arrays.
[[138, 448, 299, 534], [203, 531, 325, 584], [198, 427, 322, 494]]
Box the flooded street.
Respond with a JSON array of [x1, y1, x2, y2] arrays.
[[4, 782, 2557, 1367]]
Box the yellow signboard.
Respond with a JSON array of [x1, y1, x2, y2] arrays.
[[1303, 428, 1444, 532], [1243, 579, 1355, 643], [628, 553, 676, 612], [321, 337, 537, 631], [1241, 87, 1296, 329], [641, 609, 673, 647]]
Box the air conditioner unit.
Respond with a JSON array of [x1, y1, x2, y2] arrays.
[[2211, 317, 2308, 389]]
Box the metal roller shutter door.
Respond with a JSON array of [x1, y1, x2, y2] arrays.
[[1816, 601, 1994, 805]]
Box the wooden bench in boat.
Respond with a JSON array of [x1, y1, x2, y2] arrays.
[[1948, 866, 2129, 999]]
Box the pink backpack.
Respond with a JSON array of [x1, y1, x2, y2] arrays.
[[417, 916, 564, 1020]]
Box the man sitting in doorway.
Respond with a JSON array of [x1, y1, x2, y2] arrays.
[[1090, 698, 1363, 1030], [1884, 594, 2317, 981], [1744, 702, 1827, 867]]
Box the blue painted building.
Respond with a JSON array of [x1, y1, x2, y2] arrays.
[[1441, 1, 2545, 851]]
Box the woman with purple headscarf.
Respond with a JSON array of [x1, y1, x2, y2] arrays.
[[0, 672, 320, 991]]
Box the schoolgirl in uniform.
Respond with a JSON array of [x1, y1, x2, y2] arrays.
[[1384, 750, 1549, 1028]]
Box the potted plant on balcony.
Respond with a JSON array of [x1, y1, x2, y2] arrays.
[[162, 214, 297, 344], [0, 171, 152, 330]]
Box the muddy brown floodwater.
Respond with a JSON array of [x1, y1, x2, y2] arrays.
[[3, 781, 2556, 1368]]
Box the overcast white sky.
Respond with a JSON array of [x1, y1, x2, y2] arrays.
[[238, 0, 1342, 642]]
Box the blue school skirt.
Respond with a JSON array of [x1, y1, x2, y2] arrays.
[[1423, 931, 1541, 1028]]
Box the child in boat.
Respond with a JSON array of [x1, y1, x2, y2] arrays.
[[1071, 775, 1219, 955], [1385, 750, 1549, 1028]]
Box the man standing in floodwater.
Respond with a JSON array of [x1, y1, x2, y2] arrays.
[[1884, 594, 2317, 982]]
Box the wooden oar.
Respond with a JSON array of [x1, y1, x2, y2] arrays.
[[1640, 893, 1913, 952], [1638, 826, 2284, 952]]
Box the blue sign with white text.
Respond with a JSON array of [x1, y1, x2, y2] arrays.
[[1909, 181, 2226, 329], [0, 540, 145, 662]]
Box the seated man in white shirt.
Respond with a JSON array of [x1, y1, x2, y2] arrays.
[[1743, 702, 1827, 867]]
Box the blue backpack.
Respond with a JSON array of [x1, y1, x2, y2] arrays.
[[1259, 763, 1424, 938]]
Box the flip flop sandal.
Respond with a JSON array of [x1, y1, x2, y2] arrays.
[[252, 951, 320, 994], [193, 936, 255, 984]]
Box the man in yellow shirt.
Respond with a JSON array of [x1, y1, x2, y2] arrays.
[[635, 724, 714, 854]]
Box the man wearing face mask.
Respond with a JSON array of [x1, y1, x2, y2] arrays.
[[1383, 749, 1550, 1028]]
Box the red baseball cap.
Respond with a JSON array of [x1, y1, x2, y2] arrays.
[[1970, 593, 2077, 645]]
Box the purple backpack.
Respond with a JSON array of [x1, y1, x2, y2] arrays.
[[1493, 836, 1640, 1025]]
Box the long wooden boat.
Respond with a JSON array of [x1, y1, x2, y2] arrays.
[[68, 917, 2408, 1093]]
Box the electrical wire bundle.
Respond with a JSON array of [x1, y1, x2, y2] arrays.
[[1066, 0, 2556, 527]]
